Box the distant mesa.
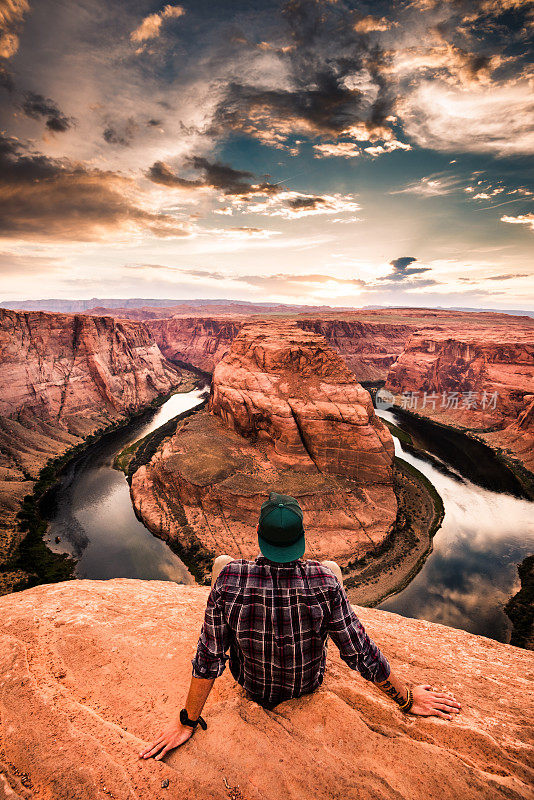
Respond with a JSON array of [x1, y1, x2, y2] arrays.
[[130, 321, 397, 578]]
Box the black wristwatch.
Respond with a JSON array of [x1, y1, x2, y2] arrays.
[[179, 708, 207, 730]]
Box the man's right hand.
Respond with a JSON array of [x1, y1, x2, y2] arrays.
[[411, 684, 461, 720], [139, 721, 193, 760]]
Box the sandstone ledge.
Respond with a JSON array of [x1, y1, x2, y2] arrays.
[[0, 580, 532, 800]]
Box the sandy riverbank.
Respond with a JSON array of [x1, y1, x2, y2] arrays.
[[345, 457, 444, 607]]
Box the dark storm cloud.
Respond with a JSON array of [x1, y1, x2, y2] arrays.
[[210, 0, 397, 147], [378, 256, 433, 283], [21, 91, 74, 132], [147, 157, 281, 196], [286, 196, 326, 211], [0, 134, 190, 240], [102, 117, 138, 146], [0, 64, 14, 92]]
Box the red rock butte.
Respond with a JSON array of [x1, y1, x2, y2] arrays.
[[131, 321, 397, 574]]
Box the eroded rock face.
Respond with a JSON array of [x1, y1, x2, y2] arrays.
[[0, 579, 532, 800], [210, 321, 394, 483], [0, 309, 187, 590], [298, 319, 414, 381], [148, 317, 242, 374], [385, 328, 534, 473], [148, 316, 417, 382], [131, 322, 397, 576], [0, 309, 181, 423]]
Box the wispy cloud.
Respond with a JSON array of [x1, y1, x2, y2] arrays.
[[131, 5, 185, 46], [400, 81, 534, 156], [501, 212, 534, 232], [390, 172, 464, 196]]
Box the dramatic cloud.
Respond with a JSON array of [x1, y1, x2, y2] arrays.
[[0, 0, 533, 307], [147, 157, 280, 196], [400, 81, 534, 156], [209, 0, 400, 150], [0, 134, 191, 240], [234, 190, 361, 219], [379, 256, 433, 282], [501, 213, 534, 231], [21, 91, 75, 132], [0, 0, 29, 58], [130, 4, 185, 44], [103, 117, 138, 147]]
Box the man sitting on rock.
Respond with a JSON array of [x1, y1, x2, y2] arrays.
[[140, 492, 461, 760]]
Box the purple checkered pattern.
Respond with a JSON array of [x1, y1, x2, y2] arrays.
[[192, 556, 390, 708]]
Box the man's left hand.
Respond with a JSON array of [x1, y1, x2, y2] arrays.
[[139, 721, 193, 760]]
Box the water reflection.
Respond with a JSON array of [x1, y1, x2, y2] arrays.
[[378, 408, 534, 642], [45, 387, 207, 583]]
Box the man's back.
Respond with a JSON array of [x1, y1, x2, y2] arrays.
[[192, 556, 390, 709]]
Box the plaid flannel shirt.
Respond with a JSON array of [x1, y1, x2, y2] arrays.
[[191, 556, 390, 708]]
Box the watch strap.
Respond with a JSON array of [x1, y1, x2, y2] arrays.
[[180, 708, 207, 730]]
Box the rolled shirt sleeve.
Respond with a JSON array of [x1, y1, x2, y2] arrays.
[[327, 583, 390, 683], [191, 580, 231, 679]]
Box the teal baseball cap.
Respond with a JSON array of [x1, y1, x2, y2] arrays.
[[257, 492, 305, 563]]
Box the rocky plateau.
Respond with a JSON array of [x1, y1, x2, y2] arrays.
[[0, 579, 532, 800]]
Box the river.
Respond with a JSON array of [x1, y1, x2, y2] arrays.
[[45, 387, 533, 644], [45, 386, 207, 583], [377, 407, 534, 643]]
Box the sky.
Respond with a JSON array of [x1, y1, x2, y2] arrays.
[[0, 0, 533, 309]]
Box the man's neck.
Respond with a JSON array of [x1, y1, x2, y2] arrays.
[[256, 555, 302, 568]]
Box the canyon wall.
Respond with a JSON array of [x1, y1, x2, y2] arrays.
[[0, 309, 188, 592], [131, 322, 397, 577], [297, 319, 413, 381], [0, 578, 532, 800], [147, 316, 416, 382], [148, 317, 242, 373], [385, 328, 534, 473]]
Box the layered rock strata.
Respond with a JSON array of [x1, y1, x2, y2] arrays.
[[0, 579, 532, 800], [131, 322, 397, 576], [0, 309, 188, 591], [385, 328, 534, 473], [147, 316, 416, 381], [149, 317, 242, 374]]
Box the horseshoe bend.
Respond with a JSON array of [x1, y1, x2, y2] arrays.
[[130, 321, 401, 584]]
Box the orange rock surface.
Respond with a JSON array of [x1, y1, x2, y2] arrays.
[[131, 322, 397, 577], [0, 579, 532, 800]]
